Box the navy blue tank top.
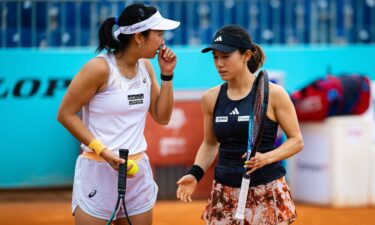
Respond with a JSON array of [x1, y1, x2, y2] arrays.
[[213, 82, 286, 187]]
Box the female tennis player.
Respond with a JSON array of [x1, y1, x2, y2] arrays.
[[57, 3, 179, 225], [176, 25, 303, 225]]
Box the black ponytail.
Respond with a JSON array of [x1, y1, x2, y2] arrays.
[[96, 17, 119, 53], [247, 44, 266, 73]]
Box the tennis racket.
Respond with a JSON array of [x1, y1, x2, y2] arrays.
[[106, 149, 133, 225], [235, 70, 269, 220]]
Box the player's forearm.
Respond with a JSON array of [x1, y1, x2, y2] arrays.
[[154, 81, 173, 124], [194, 142, 219, 171], [57, 113, 94, 146], [265, 136, 304, 164]]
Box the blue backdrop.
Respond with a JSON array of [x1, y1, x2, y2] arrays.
[[0, 45, 374, 188]]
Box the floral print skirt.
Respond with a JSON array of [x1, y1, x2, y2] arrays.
[[202, 177, 296, 225]]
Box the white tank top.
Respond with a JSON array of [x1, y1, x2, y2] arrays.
[[81, 53, 152, 155]]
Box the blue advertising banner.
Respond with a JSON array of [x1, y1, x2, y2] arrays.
[[0, 45, 374, 188], [0, 49, 93, 188]]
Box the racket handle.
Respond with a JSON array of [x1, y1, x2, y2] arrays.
[[118, 149, 129, 195], [235, 177, 250, 220]]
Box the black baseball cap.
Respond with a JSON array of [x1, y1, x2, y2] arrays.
[[202, 33, 252, 53]]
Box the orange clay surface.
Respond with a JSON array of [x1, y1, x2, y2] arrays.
[[1, 189, 375, 225]]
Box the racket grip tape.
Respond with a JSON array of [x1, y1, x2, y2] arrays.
[[118, 149, 129, 194], [235, 177, 251, 220]]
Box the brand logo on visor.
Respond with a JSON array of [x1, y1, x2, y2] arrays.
[[130, 25, 147, 33]]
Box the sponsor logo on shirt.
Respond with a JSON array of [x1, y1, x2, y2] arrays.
[[238, 115, 249, 121], [215, 116, 228, 123], [128, 94, 144, 105]]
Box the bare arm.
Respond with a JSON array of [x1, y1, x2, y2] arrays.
[[146, 45, 177, 125], [266, 84, 304, 163], [144, 59, 173, 125], [176, 87, 220, 202], [245, 84, 303, 173], [193, 88, 220, 171], [57, 58, 124, 169], [57, 58, 108, 145]]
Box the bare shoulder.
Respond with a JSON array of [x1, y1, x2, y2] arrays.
[[143, 58, 152, 67], [269, 82, 293, 110], [202, 85, 221, 112], [80, 57, 110, 83], [142, 59, 155, 74], [202, 85, 221, 101], [269, 82, 289, 99]]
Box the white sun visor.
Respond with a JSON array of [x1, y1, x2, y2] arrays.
[[114, 11, 180, 37]]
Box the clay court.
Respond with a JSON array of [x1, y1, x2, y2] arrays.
[[1, 189, 375, 225]]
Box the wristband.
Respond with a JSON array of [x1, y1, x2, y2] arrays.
[[187, 165, 205, 182], [88, 139, 107, 156], [161, 73, 173, 81]]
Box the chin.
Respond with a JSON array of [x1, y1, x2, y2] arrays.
[[218, 74, 228, 80], [143, 53, 156, 59]]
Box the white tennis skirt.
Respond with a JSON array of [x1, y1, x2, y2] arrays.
[[72, 153, 158, 220]]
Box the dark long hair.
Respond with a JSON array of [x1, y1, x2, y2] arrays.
[[96, 3, 156, 54], [216, 25, 266, 73]]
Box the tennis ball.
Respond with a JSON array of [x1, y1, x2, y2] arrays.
[[127, 159, 139, 176]]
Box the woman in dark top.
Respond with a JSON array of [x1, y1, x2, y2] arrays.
[[176, 25, 304, 225]]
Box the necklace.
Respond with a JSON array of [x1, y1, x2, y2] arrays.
[[114, 57, 139, 80]]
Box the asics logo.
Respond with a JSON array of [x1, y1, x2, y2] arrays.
[[88, 190, 97, 198]]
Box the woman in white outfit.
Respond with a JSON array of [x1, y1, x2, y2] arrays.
[[57, 3, 180, 225]]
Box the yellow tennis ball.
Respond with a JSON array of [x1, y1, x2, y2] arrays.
[[127, 159, 139, 176]]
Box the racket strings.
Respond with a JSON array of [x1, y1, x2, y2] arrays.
[[251, 76, 266, 144]]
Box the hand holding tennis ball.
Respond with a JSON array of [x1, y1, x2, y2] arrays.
[[127, 159, 139, 176]]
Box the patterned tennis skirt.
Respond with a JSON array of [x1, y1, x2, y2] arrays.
[[202, 177, 296, 225]]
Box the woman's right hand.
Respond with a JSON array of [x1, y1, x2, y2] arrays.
[[176, 174, 198, 203], [100, 149, 125, 170], [158, 44, 177, 75]]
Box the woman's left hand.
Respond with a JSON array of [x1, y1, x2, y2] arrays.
[[158, 44, 177, 75], [242, 152, 269, 175]]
